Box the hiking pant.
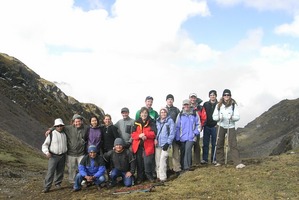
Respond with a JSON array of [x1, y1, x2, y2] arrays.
[[44, 153, 66, 190], [135, 145, 145, 181], [155, 147, 168, 181], [73, 173, 105, 190], [202, 126, 217, 162], [110, 168, 133, 187], [193, 134, 201, 165], [67, 155, 84, 184], [171, 141, 181, 172], [216, 126, 241, 165], [180, 141, 194, 170], [144, 151, 156, 181]]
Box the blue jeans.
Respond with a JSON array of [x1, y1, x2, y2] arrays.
[[202, 126, 217, 162], [110, 168, 133, 187], [73, 173, 106, 190]]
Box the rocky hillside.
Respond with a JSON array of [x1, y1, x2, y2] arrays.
[[238, 98, 299, 158], [0, 53, 105, 149]]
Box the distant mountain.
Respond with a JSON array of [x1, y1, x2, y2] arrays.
[[1, 52, 298, 158], [237, 98, 299, 158], [0, 53, 105, 149]]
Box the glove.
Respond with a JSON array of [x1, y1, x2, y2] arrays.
[[219, 113, 223, 122], [193, 136, 197, 142], [162, 143, 169, 151]]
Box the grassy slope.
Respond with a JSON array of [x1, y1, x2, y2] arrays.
[[1, 129, 298, 200]]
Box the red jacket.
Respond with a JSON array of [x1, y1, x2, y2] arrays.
[[196, 106, 207, 127], [131, 118, 156, 156]]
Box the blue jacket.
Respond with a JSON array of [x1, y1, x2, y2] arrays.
[[175, 110, 200, 142], [78, 154, 106, 178], [156, 116, 175, 147]]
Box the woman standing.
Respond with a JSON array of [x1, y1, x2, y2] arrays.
[[84, 115, 103, 154], [132, 107, 157, 184], [212, 89, 245, 169], [155, 108, 175, 182]]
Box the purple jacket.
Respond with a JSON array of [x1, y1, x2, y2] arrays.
[[175, 110, 200, 142]]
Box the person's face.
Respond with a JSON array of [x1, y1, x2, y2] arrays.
[[140, 110, 148, 121], [189, 96, 197, 105], [121, 111, 129, 119], [160, 109, 167, 120], [55, 125, 64, 132], [90, 117, 98, 128], [74, 119, 82, 128], [114, 144, 123, 153], [166, 98, 174, 106], [104, 116, 111, 126], [223, 93, 231, 102], [145, 99, 153, 108], [183, 103, 190, 111], [209, 93, 217, 101], [89, 151, 96, 158]]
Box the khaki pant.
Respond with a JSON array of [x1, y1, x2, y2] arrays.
[[155, 147, 169, 181], [216, 126, 241, 165], [67, 155, 84, 184], [171, 141, 181, 172]]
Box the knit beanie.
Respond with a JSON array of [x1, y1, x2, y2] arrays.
[[88, 145, 97, 153], [72, 114, 83, 120], [114, 138, 124, 146], [222, 89, 231, 96], [166, 94, 174, 101]]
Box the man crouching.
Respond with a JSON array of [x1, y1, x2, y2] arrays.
[[104, 138, 136, 187], [72, 145, 106, 192]]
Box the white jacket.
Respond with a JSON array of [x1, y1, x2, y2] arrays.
[[42, 130, 67, 155], [212, 103, 240, 129]]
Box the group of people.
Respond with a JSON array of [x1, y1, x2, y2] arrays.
[[41, 89, 246, 193]]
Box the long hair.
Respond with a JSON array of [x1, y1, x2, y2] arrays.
[[217, 97, 237, 110]]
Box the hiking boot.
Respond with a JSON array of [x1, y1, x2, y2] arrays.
[[200, 160, 208, 164], [214, 163, 221, 167], [71, 188, 81, 192], [55, 184, 62, 190], [81, 180, 87, 187], [42, 188, 49, 193], [212, 161, 217, 165], [236, 163, 246, 169]]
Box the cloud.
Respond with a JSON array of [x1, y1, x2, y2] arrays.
[[0, 0, 298, 128], [275, 15, 299, 37], [214, 0, 299, 14]]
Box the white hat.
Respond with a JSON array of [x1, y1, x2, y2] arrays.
[[54, 118, 65, 127], [189, 93, 197, 98]]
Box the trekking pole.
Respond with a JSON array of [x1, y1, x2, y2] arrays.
[[225, 119, 230, 166], [212, 124, 220, 163]]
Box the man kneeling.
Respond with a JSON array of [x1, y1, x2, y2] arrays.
[[104, 138, 136, 187], [73, 145, 106, 192]]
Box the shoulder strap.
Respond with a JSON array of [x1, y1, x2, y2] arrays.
[[48, 132, 53, 152]]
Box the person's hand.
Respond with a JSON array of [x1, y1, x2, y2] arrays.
[[139, 133, 145, 138], [219, 113, 223, 122], [154, 139, 158, 146], [85, 176, 94, 182], [193, 136, 197, 142], [175, 140, 181, 146], [162, 143, 169, 151], [45, 152, 51, 158], [125, 171, 132, 177], [45, 129, 51, 137]]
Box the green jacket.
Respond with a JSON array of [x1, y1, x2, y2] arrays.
[[135, 108, 159, 120]]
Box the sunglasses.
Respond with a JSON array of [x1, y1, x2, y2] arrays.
[[223, 94, 231, 97], [55, 125, 64, 127]]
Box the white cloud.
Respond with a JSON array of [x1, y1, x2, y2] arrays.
[[0, 0, 298, 128], [215, 0, 299, 13], [275, 15, 299, 37]]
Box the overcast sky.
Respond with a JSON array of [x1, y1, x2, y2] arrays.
[[0, 0, 298, 128]]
